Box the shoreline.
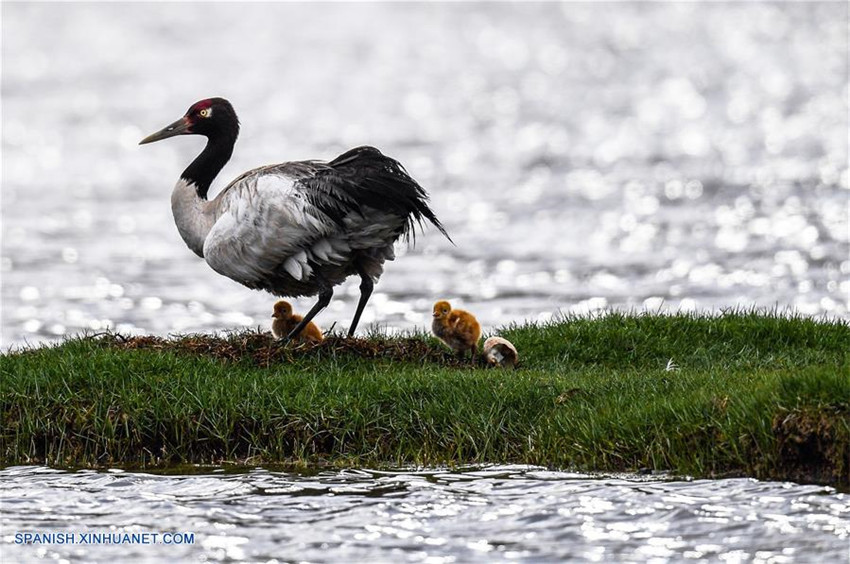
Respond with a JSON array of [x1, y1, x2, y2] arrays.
[[2, 312, 848, 489]]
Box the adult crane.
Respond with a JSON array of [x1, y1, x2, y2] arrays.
[[140, 97, 450, 341]]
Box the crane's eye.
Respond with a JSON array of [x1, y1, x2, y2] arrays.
[[199, 108, 212, 118]]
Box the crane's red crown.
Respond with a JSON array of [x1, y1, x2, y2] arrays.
[[192, 99, 212, 110]]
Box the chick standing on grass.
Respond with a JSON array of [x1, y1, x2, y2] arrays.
[[483, 336, 519, 368], [431, 300, 481, 360], [271, 300, 323, 343]]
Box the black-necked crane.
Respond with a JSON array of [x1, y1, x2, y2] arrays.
[[140, 97, 451, 341]]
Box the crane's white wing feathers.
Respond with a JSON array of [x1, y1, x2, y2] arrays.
[[203, 170, 403, 287]]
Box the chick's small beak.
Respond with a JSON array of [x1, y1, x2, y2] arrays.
[[139, 116, 192, 145]]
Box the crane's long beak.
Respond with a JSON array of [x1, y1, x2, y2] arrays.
[[139, 116, 192, 145]]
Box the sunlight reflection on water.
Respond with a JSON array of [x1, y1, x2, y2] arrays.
[[2, 3, 848, 347], [1, 466, 848, 562]]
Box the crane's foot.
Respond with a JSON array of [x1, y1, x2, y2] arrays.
[[271, 336, 292, 350]]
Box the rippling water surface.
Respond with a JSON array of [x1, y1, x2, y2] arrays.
[[2, 3, 848, 347], [2, 466, 849, 562]]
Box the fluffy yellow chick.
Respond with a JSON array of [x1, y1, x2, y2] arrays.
[[483, 336, 519, 368], [271, 300, 324, 343], [431, 300, 481, 359]]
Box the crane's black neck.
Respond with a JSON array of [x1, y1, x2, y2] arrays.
[[180, 134, 236, 200]]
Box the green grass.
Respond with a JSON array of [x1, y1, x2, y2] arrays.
[[2, 311, 848, 488]]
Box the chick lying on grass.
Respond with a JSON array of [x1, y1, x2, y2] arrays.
[[271, 300, 324, 344], [431, 300, 481, 360], [483, 336, 519, 368]]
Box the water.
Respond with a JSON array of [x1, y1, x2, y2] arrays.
[[1, 466, 848, 562], [2, 3, 848, 348]]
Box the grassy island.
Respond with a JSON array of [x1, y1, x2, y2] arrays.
[[2, 312, 848, 488]]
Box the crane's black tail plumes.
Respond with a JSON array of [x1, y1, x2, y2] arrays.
[[317, 146, 453, 244]]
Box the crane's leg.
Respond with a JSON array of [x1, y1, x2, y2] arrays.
[[285, 288, 333, 342], [348, 266, 374, 337]]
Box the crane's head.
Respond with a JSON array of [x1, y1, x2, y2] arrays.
[[272, 300, 293, 319], [432, 300, 452, 319], [140, 98, 239, 145]]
